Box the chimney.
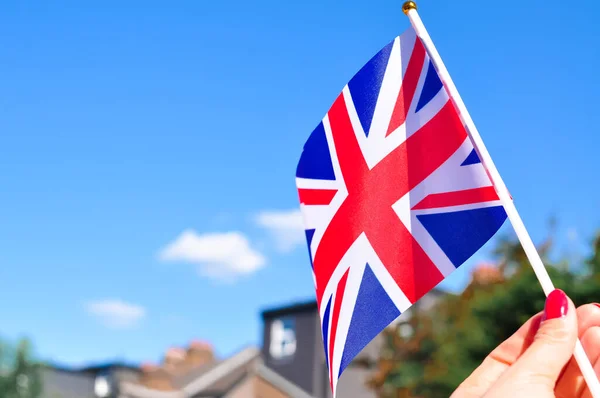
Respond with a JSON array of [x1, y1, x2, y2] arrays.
[[158, 341, 215, 376], [139, 362, 175, 391], [184, 339, 215, 369], [138, 340, 215, 391], [162, 347, 187, 374]]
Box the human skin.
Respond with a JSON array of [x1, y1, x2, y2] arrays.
[[451, 290, 600, 398]]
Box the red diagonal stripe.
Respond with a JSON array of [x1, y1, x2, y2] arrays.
[[327, 95, 370, 190], [363, 102, 466, 302], [298, 188, 338, 205], [386, 37, 426, 136], [412, 186, 500, 210], [314, 94, 466, 305], [313, 95, 369, 304], [328, 268, 349, 390], [366, 212, 444, 303]]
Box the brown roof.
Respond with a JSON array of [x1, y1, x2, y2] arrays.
[[193, 360, 250, 395], [182, 346, 259, 396], [171, 360, 219, 389], [120, 346, 316, 398]]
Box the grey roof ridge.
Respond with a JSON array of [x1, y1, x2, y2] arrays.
[[181, 345, 260, 396], [119, 346, 260, 398], [255, 363, 317, 398]]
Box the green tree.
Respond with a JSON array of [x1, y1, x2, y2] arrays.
[[371, 229, 600, 397], [0, 337, 43, 398]]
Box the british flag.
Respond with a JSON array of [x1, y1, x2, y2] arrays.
[[295, 26, 508, 394]]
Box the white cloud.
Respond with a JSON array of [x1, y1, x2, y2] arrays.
[[84, 299, 146, 329], [158, 229, 266, 281], [255, 209, 305, 253]]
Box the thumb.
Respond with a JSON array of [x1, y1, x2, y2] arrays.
[[504, 289, 577, 389]]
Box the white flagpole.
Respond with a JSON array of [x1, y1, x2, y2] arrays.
[[401, 1, 600, 396]]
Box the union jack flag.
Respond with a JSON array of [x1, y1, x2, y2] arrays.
[[295, 26, 507, 394]]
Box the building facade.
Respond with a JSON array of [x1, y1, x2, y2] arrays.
[[41, 289, 447, 398], [260, 290, 447, 398]]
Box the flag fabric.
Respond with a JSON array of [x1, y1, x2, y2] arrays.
[[295, 26, 507, 394]]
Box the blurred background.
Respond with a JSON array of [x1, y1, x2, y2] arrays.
[[1, 0, 599, 397]]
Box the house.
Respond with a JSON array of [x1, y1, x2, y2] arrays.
[[119, 345, 315, 398], [40, 361, 140, 398], [260, 289, 447, 398], [42, 344, 313, 398], [40, 288, 449, 398], [117, 289, 445, 398]]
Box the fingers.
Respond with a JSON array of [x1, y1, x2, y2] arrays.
[[578, 304, 600, 333], [580, 345, 600, 398], [485, 290, 578, 396], [556, 304, 600, 398], [452, 298, 600, 398], [511, 290, 577, 381], [450, 311, 542, 397], [571, 327, 600, 398]]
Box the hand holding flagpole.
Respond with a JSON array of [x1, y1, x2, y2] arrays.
[[401, 2, 600, 396]]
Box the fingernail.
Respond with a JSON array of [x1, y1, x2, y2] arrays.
[[543, 289, 568, 321], [593, 303, 600, 310]]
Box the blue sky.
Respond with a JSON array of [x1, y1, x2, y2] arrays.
[[1, 0, 599, 366]]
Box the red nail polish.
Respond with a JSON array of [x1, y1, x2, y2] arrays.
[[594, 303, 600, 310], [543, 289, 568, 321]]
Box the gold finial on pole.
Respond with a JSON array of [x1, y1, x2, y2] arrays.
[[402, 1, 417, 15]]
